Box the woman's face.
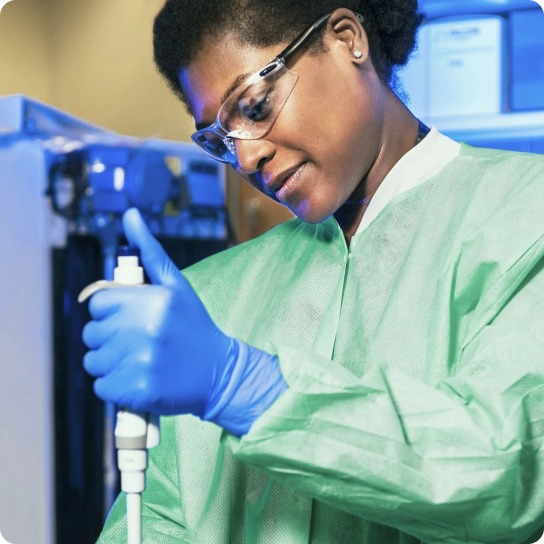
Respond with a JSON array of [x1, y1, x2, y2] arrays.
[[179, 15, 385, 223]]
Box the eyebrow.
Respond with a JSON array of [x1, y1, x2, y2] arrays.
[[194, 69, 254, 131]]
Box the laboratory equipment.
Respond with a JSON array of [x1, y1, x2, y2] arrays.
[[402, 2, 544, 153], [0, 94, 230, 544], [511, 8, 544, 111], [427, 15, 507, 117], [418, 0, 536, 18]]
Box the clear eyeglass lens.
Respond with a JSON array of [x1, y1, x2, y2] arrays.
[[219, 64, 298, 139], [191, 64, 298, 162]]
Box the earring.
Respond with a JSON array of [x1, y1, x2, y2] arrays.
[[353, 50, 362, 59]]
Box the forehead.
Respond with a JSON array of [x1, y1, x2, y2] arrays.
[[179, 37, 283, 125]]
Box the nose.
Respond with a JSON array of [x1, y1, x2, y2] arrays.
[[235, 138, 275, 175]]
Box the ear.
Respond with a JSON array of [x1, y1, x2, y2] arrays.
[[326, 8, 370, 64]]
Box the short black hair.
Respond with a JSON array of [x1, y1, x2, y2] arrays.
[[153, 0, 424, 107]]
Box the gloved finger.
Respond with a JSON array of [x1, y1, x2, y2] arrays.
[[93, 361, 151, 410], [88, 287, 144, 321], [83, 334, 129, 377], [122, 208, 182, 288], [82, 315, 120, 349]]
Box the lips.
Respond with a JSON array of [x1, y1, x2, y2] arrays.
[[264, 163, 306, 196]]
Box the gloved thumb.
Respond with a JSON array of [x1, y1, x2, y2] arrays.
[[122, 208, 181, 287]]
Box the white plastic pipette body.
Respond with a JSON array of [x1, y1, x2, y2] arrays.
[[113, 252, 161, 544], [126, 493, 142, 544]]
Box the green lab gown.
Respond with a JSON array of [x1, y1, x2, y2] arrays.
[[97, 144, 544, 544]]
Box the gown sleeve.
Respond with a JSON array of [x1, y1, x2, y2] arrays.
[[223, 262, 544, 544], [96, 416, 189, 543]]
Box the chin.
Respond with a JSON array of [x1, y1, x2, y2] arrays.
[[289, 201, 335, 225]]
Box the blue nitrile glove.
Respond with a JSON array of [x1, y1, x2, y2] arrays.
[[82, 208, 287, 437]]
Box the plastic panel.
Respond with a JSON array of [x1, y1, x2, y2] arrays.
[[511, 9, 544, 111]]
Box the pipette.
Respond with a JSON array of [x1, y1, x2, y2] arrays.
[[79, 246, 160, 544]]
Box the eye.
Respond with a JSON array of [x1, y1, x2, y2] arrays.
[[239, 91, 273, 123]]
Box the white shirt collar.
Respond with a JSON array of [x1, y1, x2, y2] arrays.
[[354, 127, 461, 237]]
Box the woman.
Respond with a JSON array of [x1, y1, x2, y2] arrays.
[[87, 1, 544, 543]]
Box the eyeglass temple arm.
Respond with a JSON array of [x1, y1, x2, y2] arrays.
[[277, 13, 332, 63], [277, 11, 364, 64]]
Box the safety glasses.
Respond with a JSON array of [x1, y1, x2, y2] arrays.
[[191, 12, 336, 164]]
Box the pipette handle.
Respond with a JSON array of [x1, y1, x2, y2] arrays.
[[78, 245, 161, 544]]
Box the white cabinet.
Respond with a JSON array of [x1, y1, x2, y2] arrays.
[[402, 0, 544, 143]]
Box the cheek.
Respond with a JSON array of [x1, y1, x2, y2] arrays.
[[307, 90, 369, 161], [280, 64, 373, 176]]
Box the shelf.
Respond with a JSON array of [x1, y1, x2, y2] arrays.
[[419, 0, 538, 19], [423, 111, 544, 141]]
